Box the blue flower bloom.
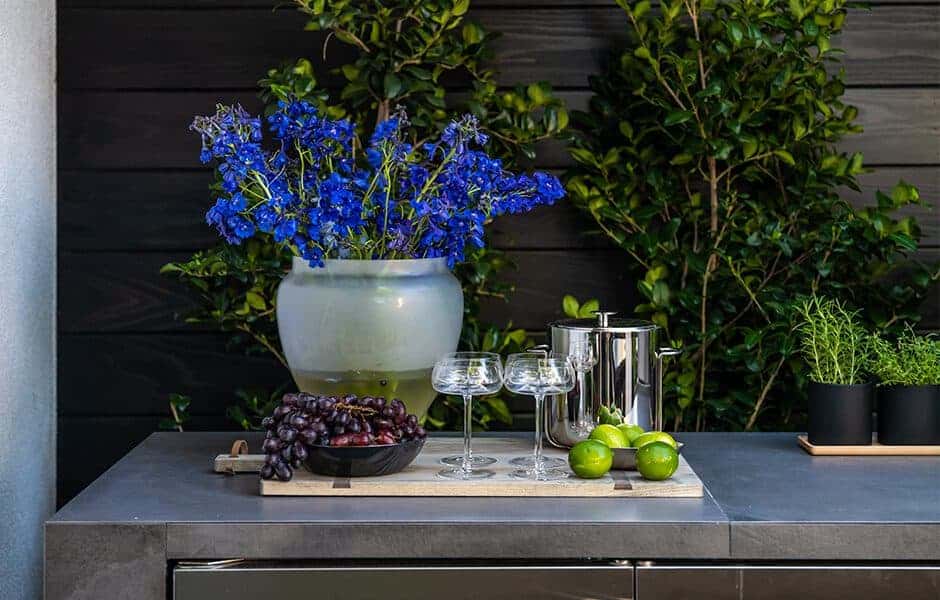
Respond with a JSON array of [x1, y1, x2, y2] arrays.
[[192, 103, 565, 267]]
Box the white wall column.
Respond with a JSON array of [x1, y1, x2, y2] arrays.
[[0, 3, 57, 598]]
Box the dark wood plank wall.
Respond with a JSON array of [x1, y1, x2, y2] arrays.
[[56, 0, 939, 504]]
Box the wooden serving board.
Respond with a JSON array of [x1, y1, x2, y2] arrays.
[[259, 437, 704, 498], [798, 435, 940, 456]]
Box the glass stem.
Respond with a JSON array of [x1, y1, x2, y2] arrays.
[[577, 372, 588, 427], [533, 393, 544, 473], [462, 393, 473, 471]]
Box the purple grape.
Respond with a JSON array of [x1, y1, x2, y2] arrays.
[[260, 464, 275, 480], [300, 428, 318, 444], [292, 441, 308, 462], [278, 427, 297, 443], [274, 462, 293, 481], [263, 438, 282, 453]]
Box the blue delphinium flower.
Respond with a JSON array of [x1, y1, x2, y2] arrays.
[[191, 102, 565, 267]]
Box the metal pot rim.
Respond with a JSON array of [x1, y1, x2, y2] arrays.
[[549, 317, 658, 333]]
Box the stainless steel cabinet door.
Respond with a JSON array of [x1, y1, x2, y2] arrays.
[[174, 563, 634, 600], [636, 565, 940, 599]]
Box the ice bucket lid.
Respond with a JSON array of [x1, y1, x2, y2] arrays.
[[550, 311, 658, 333]]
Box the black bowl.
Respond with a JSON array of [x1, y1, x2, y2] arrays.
[[305, 438, 426, 477]]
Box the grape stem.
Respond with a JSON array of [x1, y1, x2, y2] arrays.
[[333, 403, 377, 417]]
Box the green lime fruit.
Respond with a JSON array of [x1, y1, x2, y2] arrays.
[[568, 440, 613, 479], [632, 431, 677, 450], [635, 441, 679, 481], [617, 423, 645, 446], [588, 424, 629, 448]]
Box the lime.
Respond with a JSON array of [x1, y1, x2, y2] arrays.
[[632, 431, 677, 450], [568, 440, 613, 479], [588, 424, 629, 448], [617, 423, 645, 446], [635, 441, 679, 481]]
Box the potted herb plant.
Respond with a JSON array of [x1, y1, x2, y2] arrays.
[[190, 103, 564, 418], [796, 297, 873, 445], [870, 329, 940, 444]]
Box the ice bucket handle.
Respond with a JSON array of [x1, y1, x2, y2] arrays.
[[654, 347, 682, 431]]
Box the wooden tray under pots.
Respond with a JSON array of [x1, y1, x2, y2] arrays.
[[798, 434, 940, 456]]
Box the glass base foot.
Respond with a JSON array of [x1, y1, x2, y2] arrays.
[[441, 454, 497, 467], [508, 468, 569, 481], [509, 456, 566, 469], [438, 467, 495, 480]]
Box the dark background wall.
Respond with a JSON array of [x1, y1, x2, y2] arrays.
[[57, 0, 939, 505]]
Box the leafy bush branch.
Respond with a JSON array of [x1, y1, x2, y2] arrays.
[[566, 0, 938, 431]]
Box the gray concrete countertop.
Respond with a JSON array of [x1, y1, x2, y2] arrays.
[[45, 432, 940, 599]]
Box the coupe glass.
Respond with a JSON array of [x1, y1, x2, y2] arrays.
[[507, 352, 566, 469], [437, 352, 501, 468], [431, 353, 503, 479], [504, 355, 576, 480], [566, 339, 597, 436]]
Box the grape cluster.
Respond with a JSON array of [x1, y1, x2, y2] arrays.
[[260, 392, 427, 481]]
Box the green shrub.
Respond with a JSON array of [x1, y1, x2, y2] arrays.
[[870, 329, 940, 386], [565, 0, 937, 430]]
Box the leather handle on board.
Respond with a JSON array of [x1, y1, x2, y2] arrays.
[[229, 439, 249, 457]]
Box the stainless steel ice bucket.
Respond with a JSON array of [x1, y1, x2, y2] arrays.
[[545, 311, 680, 448]]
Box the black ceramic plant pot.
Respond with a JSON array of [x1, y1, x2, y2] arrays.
[[877, 385, 940, 445], [807, 382, 873, 445]]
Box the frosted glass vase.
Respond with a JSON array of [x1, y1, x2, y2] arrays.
[[276, 257, 463, 419]]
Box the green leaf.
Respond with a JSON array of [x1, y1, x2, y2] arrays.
[[773, 149, 795, 166], [742, 140, 758, 159], [670, 153, 693, 165], [652, 280, 671, 306], [383, 73, 402, 98], [526, 83, 550, 106], [341, 64, 359, 81], [578, 298, 600, 318], [462, 22, 485, 44], [562, 294, 580, 318], [453, 0, 470, 16], [245, 291, 267, 310], [633, 0, 651, 19], [889, 232, 918, 252], [634, 47, 651, 60], [618, 121, 634, 139], [664, 110, 693, 126]]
